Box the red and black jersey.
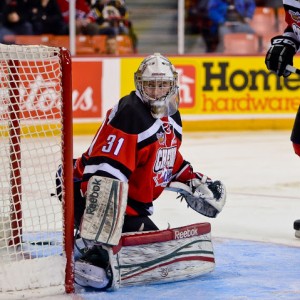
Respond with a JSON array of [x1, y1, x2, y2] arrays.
[[74, 91, 189, 216], [291, 105, 300, 156], [283, 0, 300, 40], [282, 1, 300, 155]]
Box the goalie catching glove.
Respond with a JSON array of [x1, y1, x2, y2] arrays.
[[167, 177, 226, 218]]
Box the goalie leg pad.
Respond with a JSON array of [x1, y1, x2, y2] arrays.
[[115, 223, 215, 287], [80, 176, 128, 246], [75, 224, 214, 290]]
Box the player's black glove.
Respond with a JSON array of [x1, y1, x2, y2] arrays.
[[265, 35, 299, 77]]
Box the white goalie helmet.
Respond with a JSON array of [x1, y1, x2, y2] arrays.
[[134, 53, 180, 119]]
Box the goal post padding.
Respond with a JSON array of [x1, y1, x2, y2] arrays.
[[0, 44, 74, 297]]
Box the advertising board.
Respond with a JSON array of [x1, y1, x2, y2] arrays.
[[2, 55, 298, 133]]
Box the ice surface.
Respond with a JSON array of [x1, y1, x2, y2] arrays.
[[41, 130, 300, 300]]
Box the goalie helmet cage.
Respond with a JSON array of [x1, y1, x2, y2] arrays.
[[0, 44, 74, 298]]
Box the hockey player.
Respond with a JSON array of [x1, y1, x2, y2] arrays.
[[71, 53, 226, 289], [265, 1, 300, 77], [265, 0, 300, 238], [291, 106, 300, 238]]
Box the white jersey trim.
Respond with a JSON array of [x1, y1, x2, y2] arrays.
[[138, 119, 163, 143], [137, 116, 182, 144], [85, 163, 128, 182]]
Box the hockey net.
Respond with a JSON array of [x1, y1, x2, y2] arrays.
[[0, 44, 74, 298]]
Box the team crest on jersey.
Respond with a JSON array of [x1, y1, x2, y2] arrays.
[[153, 147, 176, 187], [289, 10, 300, 23], [156, 132, 165, 145]]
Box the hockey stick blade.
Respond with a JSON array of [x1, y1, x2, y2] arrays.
[[286, 64, 300, 75]]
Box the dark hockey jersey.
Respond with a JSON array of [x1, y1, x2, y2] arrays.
[[283, 0, 300, 39], [74, 91, 188, 216], [282, 1, 300, 154]]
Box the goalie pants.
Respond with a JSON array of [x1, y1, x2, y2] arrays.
[[122, 215, 158, 232]]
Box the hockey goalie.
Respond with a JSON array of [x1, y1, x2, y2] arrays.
[[63, 53, 226, 290]]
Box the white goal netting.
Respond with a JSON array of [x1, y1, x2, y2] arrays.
[[0, 44, 73, 298]]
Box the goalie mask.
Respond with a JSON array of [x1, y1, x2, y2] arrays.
[[134, 53, 180, 119]]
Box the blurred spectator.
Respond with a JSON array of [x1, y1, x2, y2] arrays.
[[186, 0, 219, 53], [208, 0, 256, 52], [28, 0, 67, 35], [88, 0, 138, 51], [88, 0, 129, 36], [105, 35, 118, 54], [2, 0, 34, 38], [56, 0, 99, 35]]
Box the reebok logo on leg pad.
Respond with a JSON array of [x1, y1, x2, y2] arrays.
[[81, 176, 128, 246]]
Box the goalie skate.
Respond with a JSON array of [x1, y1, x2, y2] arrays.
[[74, 245, 112, 289], [75, 261, 110, 289]]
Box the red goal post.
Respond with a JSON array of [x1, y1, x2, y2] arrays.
[[0, 44, 74, 297]]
